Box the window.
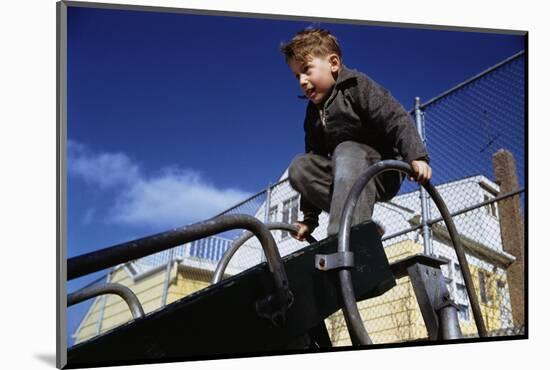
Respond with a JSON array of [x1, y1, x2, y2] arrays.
[[496, 280, 512, 326], [457, 304, 471, 321], [268, 206, 278, 222], [281, 196, 299, 239], [453, 262, 464, 283], [268, 205, 278, 239], [484, 194, 498, 217], [479, 270, 489, 304], [496, 280, 506, 304]]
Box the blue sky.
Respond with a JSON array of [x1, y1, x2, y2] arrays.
[[66, 5, 525, 345]]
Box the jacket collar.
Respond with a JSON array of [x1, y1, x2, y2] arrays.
[[334, 64, 358, 87]]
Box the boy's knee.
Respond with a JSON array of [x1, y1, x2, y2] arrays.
[[333, 141, 361, 155], [288, 153, 311, 190], [288, 154, 310, 188], [333, 141, 379, 164]]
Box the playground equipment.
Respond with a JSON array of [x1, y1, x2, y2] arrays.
[[66, 160, 486, 367]]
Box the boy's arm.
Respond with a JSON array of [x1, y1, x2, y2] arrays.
[[292, 197, 320, 241], [355, 75, 430, 164], [298, 196, 321, 232]]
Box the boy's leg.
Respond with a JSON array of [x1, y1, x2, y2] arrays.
[[288, 153, 333, 213], [327, 141, 403, 236], [288, 146, 403, 236]]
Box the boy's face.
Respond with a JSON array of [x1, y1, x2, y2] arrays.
[[288, 54, 341, 106]]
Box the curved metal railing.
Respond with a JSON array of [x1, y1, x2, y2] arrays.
[[67, 283, 145, 319], [211, 222, 317, 284], [68, 214, 294, 326], [337, 160, 488, 345]]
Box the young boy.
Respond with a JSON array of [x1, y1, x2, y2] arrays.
[[280, 28, 432, 241]]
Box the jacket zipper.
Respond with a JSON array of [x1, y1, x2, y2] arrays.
[[319, 107, 327, 127], [319, 87, 338, 127]]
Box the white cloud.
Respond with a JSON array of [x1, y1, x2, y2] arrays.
[[68, 140, 252, 229], [68, 140, 140, 189], [110, 168, 250, 228]]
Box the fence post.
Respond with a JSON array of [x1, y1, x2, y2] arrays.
[[95, 269, 113, 336], [264, 183, 272, 224], [161, 249, 175, 307], [261, 183, 272, 262], [492, 149, 525, 327], [414, 97, 433, 255]]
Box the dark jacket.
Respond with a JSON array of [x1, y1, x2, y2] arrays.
[[299, 64, 430, 229]]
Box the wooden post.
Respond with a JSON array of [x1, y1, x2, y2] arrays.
[[492, 149, 524, 326]]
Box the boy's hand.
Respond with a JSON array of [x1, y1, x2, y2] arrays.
[[291, 221, 311, 241], [409, 160, 432, 185]]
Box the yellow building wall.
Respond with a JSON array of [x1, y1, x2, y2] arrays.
[[325, 240, 425, 346], [325, 240, 510, 346], [325, 239, 511, 345], [168, 265, 211, 302], [458, 267, 509, 336]]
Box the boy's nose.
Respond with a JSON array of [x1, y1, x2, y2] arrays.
[[299, 75, 308, 87]]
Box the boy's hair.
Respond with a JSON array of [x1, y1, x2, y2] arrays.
[[280, 27, 342, 64]]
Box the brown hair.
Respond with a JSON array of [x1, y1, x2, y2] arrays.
[[280, 27, 342, 64]]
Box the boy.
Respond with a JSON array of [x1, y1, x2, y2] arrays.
[[280, 28, 432, 241]]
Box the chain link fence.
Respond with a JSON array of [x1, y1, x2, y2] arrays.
[[71, 51, 525, 347]]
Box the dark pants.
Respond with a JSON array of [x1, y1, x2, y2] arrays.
[[288, 141, 403, 236]]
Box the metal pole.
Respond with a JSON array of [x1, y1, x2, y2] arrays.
[[438, 305, 463, 340], [381, 187, 525, 242], [68, 281, 145, 320], [264, 183, 272, 224], [94, 269, 112, 335], [161, 248, 175, 307], [68, 214, 290, 297], [68, 215, 284, 284], [261, 183, 272, 263], [212, 222, 317, 284], [68, 214, 294, 327], [414, 97, 433, 256]]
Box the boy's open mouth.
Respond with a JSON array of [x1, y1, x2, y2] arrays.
[[306, 87, 316, 98]]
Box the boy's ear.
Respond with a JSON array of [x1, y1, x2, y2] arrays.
[[328, 54, 341, 72]]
